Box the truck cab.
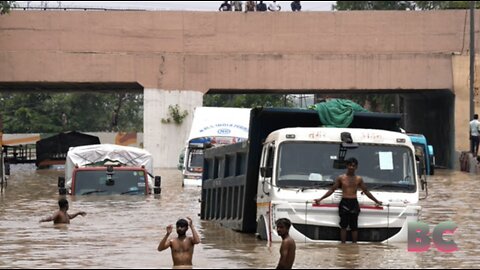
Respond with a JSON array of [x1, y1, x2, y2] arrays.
[[256, 127, 422, 243], [201, 107, 426, 243], [181, 107, 250, 187], [408, 133, 435, 175], [58, 144, 161, 195]]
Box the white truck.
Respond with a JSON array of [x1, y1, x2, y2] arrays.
[[58, 144, 161, 195], [200, 107, 426, 243], [180, 107, 250, 187]]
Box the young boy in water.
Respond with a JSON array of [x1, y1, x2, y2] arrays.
[[157, 217, 201, 268], [276, 218, 296, 269], [39, 198, 86, 224]]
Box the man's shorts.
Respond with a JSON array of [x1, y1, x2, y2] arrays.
[[339, 198, 360, 230]]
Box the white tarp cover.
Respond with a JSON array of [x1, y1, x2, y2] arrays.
[[65, 144, 154, 184], [187, 107, 251, 142]]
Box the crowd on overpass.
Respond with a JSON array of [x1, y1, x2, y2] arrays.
[[219, 1, 302, 12]]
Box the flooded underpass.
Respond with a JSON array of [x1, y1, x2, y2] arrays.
[[0, 164, 479, 268]]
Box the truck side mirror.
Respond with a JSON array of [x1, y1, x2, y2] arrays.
[[154, 176, 162, 194], [416, 159, 425, 176], [260, 167, 272, 178], [58, 176, 67, 195]]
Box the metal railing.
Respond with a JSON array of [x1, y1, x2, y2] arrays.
[[2, 144, 37, 164]]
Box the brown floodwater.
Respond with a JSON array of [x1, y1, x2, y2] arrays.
[[0, 164, 479, 268]]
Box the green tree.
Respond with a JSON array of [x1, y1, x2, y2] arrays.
[[1, 1, 16, 15], [0, 92, 143, 133], [334, 1, 480, 11], [415, 1, 480, 10], [334, 1, 415, 11], [203, 94, 294, 108]]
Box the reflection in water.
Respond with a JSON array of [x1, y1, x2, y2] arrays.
[[0, 165, 479, 268]]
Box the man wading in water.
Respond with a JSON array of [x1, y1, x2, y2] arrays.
[[158, 217, 200, 268]]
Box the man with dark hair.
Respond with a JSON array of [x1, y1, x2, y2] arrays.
[[218, 1, 232, 11], [290, 1, 301, 11], [470, 114, 480, 157], [158, 217, 200, 267], [256, 1, 267, 11], [39, 198, 86, 224], [314, 157, 382, 243], [275, 218, 295, 269]]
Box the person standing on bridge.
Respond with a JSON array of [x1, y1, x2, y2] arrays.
[[256, 1, 267, 11], [470, 114, 480, 157], [219, 1, 232, 11], [158, 217, 200, 268], [290, 1, 301, 11], [245, 1, 256, 12], [268, 1, 281, 11]]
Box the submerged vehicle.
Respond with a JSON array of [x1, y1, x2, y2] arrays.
[[201, 106, 426, 243], [408, 133, 435, 176], [180, 107, 250, 187], [36, 131, 100, 169], [58, 144, 161, 195]]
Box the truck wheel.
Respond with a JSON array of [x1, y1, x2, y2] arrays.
[[429, 164, 435, 175], [256, 216, 268, 240]]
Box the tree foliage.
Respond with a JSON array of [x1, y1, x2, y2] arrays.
[[334, 1, 415, 11], [415, 1, 480, 10], [0, 92, 143, 133], [1, 1, 16, 15], [334, 1, 480, 11], [203, 94, 294, 108]]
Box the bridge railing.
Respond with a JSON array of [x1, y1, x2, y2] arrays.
[[2, 144, 37, 164]]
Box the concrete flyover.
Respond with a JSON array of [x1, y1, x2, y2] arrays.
[[1, 10, 479, 169]]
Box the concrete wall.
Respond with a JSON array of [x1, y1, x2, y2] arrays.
[[452, 56, 480, 169], [1, 10, 480, 168], [143, 89, 203, 168]]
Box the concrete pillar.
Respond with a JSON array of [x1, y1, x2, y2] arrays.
[[144, 89, 203, 169], [452, 55, 480, 169]]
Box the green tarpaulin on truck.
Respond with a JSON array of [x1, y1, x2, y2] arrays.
[[310, 99, 369, 128]]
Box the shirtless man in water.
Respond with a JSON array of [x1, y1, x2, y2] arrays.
[[276, 218, 296, 269], [158, 217, 200, 268], [314, 157, 382, 243], [39, 198, 86, 224]]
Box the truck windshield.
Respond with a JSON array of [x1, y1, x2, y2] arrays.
[[187, 149, 204, 172], [74, 170, 147, 195], [277, 142, 416, 192]]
